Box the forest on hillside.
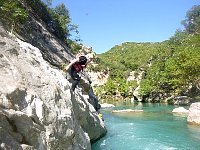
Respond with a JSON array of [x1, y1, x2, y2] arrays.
[[93, 5, 200, 102], [0, 0, 82, 53]]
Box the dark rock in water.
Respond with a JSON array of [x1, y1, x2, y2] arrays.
[[167, 96, 192, 105], [173, 96, 192, 105]]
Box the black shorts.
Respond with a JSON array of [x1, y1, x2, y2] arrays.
[[71, 67, 81, 81]]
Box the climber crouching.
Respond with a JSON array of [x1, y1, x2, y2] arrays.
[[64, 54, 94, 91]]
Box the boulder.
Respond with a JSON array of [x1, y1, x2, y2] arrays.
[[172, 107, 189, 117], [101, 103, 115, 108], [187, 102, 200, 125]]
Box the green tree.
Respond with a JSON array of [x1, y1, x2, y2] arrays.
[[0, 0, 27, 32], [50, 3, 70, 39], [45, 0, 52, 6], [166, 35, 200, 93], [104, 78, 117, 95], [182, 5, 200, 34]]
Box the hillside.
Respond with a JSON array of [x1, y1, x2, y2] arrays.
[[93, 5, 200, 103]]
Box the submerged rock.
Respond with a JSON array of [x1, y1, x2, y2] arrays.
[[101, 103, 115, 108], [112, 109, 143, 113]]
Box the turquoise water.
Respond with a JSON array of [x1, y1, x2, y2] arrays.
[[92, 103, 200, 150]]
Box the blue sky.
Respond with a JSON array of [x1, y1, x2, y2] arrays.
[[52, 0, 200, 54]]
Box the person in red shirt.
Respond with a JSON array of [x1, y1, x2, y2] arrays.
[[64, 54, 93, 91]]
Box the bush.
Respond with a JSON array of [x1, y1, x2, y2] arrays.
[[0, 0, 27, 30]]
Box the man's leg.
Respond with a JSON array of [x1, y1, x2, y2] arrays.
[[72, 79, 80, 91], [71, 70, 81, 91]]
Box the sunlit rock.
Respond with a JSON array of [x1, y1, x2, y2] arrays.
[[112, 109, 143, 113], [187, 102, 200, 125], [172, 107, 189, 117], [88, 72, 109, 87], [101, 103, 115, 108], [0, 21, 106, 150]]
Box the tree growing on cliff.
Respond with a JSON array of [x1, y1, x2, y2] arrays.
[[182, 5, 200, 34], [0, 0, 27, 32]]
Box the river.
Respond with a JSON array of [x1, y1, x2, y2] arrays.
[[92, 102, 200, 150]]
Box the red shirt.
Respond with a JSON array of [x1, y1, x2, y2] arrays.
[[72, 62, 83, 72]]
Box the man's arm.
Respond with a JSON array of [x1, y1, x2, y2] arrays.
[[80, 58, 93, 69], [86, 58, 93, 65], [64, 57, 79, 71]]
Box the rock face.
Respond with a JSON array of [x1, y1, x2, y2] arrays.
[[187, 102, 200, 125], [88, 72, 109, 87], [0, 22, 106, 149], [127, 70, 144, 101], [173, 96, 192, 105], [18, 13, 73, 66]]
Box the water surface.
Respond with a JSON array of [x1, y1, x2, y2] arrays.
[[92, 102, 200, 150]]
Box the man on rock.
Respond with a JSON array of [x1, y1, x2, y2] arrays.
[[64, 54, 94, 91]]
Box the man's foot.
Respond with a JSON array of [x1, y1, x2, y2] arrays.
[[70, 88, 74, 94], [71, 86, 75, 92]]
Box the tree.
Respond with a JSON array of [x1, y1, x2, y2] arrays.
[[104, 78, 117, 95], [182, 5, 200, 34], [45, 0, 52, 6], [0, 0, 27, 32], [54, 4, 68, 16]]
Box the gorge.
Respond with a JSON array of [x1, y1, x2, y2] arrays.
[[1, 1, 200, 150]]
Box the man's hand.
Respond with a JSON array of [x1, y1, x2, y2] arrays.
[[64, 65, 70, 71]]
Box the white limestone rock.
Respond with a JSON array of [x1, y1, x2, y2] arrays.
[[187, 102, 200, 125], [101, 103, 115, 108], [0, 23, 106, 150], [172, 107, 189, 114]]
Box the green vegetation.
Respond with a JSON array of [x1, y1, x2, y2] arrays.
[[94, 5, 200, 101], [182, 5, 200, 34], [0, 0, 81, 53], [0, 0, 27, 32], [140, 33, 200, 96]]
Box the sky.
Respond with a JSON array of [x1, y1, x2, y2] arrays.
[[52, 0, 200, 54]]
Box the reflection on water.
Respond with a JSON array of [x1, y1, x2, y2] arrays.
[[92, 101, 200, 150], [100, 98, 133, 106]]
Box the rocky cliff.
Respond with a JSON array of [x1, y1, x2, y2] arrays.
[[0, 18, 106, 150]]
